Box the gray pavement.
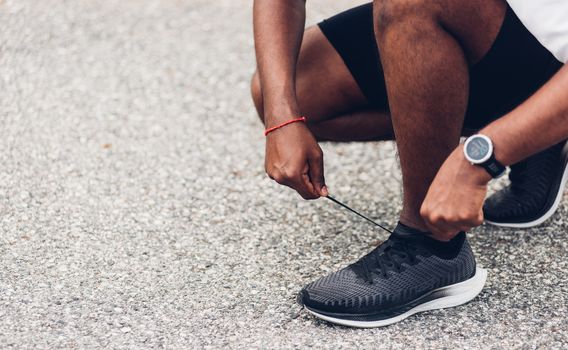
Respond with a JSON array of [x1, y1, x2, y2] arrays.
[[0, 0, 567, 348]]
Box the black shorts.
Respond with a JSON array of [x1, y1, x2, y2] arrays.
[[318, 3, 563, 129]]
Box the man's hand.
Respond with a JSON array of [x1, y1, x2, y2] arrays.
[[420, 145, 492, 240], [265, 122, 328, 200]]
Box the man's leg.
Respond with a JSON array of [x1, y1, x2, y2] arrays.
[[297, 1, 504, 326], [373, 0, 507, 232], [252, 25, 394, 142]]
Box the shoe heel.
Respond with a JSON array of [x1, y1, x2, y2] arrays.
[[415, 267, 487, 313]]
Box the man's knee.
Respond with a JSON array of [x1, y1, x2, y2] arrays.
[[373, 0, 435, 34], [250, 71, 265, 125]]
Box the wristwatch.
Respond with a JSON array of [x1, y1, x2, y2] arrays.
[[463, 134, 506, 178]]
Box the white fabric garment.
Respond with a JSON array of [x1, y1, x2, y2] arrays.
[[507, 0, 568, 63]]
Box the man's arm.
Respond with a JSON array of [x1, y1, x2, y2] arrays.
[[421, 64, 568, 239], [253, 0, 328, 199], [483, 64, 568, 165], [253, 0, 305, 127]]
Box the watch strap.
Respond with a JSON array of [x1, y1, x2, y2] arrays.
[[481, 154, 506, 178]]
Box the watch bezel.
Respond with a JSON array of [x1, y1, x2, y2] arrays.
[[464, 134, 494, 164]]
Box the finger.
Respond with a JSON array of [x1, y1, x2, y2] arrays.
[[443, 224, 472, 236], [425, 220, 457, 241], [457, 224, 473, 233], [285, 173, 318, 200], [271, 165, 318, 200], [279, 178, 316, 200], [447, 218, 474, 233], [300, 172, 320, 199], [432, 229, 459, 241], [423, 210, 471, 236], [457, 214, 483, 230], [297, 161, 319, 198], [294, 184, 319, 200], [473, 210, 484, 227], [269, 170, 288, 187], [440, 220, 467, 238], [308, 152, 327, 196]]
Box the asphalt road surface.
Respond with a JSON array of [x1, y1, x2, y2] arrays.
[[1, 1, 566, 348]]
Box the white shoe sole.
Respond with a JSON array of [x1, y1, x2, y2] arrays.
[[305, 267, 487, 328], [485, 141, 568, 229]]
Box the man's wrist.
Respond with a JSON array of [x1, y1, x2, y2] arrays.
[[471, 162, 494, 185], [263, 105, 303, 129], [463, 133, 508, 179], [478, 127, 512, 167], [457, 145, 493, 186]]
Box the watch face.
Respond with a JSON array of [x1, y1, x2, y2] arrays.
[[465, 136, 491, 163]]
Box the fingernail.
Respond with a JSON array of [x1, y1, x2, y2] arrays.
[[321, 186, 328, 196]]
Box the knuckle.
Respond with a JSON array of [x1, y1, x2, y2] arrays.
[[273, 174, 284, 184], [300, 192, 317, 200], [269, 170, 284, 184], [475, 213, 484, 225], [429, 214, 443, 224], [314, 149, 323, 158], [448, 214, 461, 222], [279, 167, 294, 181], [454, 212, 464, 221], [458, 211, 475, 222]]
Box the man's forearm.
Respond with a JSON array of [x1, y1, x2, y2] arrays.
[[482, 64, 568, 166], [253, 0, 306, 128]]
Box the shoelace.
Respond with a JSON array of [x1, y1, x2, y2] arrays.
[[326, 195, 393, 234], [352, 237, 418, 283]]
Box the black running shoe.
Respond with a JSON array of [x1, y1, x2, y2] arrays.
[[298, 224, 487, 328], [484, 141, 568, 228]]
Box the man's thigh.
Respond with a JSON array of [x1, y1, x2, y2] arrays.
[[296, 4, 388, 124], [297, 2, 564, 135], [294, 26, 368, 124]]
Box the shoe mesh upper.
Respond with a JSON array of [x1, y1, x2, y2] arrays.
[[484, 141, 566, 223], [301, 235, 476, 314]]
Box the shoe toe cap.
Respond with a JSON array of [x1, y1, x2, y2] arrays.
[[298, 268, 379, 313]]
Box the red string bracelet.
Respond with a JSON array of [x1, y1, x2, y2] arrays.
[[264, 117, 307, 136]]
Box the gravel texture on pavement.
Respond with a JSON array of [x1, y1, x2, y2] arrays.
[[0, 1, 567, 349]]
